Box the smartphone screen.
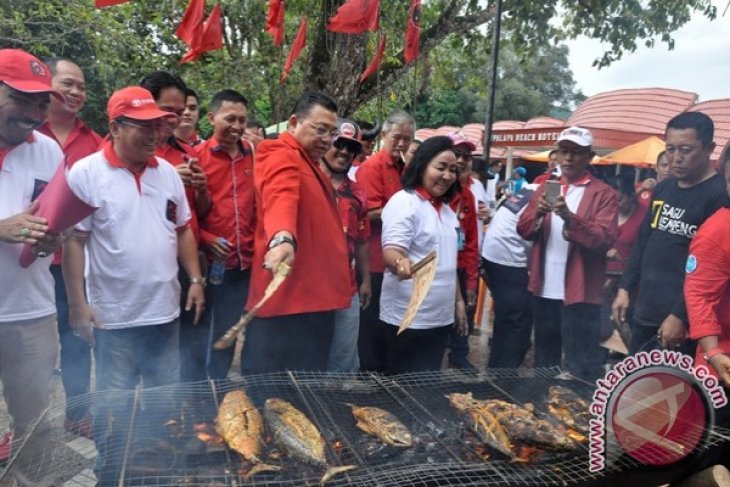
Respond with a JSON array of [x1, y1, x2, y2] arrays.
[[545, 180, 561, 204]]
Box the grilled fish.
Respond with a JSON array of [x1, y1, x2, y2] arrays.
[[215, 390, 280, 477], [348, 405, 412, 447], [447, 392, 513, 458], [481, 399, 578, 452], [264, 398, 355, 485], [547, 385, 590, 439]]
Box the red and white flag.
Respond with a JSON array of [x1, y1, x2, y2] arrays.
[[180, 4, 224, 64], [266, 0, 286, 47], [176, 0, 205, 48], [281, 18, 308, 83], [360, 34, 386, 83], [404, 0, 421, 64], [327, 0, 379, 34]]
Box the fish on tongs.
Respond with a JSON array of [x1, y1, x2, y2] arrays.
[[215, 390, 281, 478], [264, 398, 356, 485], [447, 392, 513, 458], [348, 404, 412, 447], [547, 385, 590, 442]]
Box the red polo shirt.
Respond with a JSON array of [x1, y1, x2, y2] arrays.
[[195, 137, 255, 270], [449, 186, 479, 291], [38, 119, 102, 264], [156, 137, 200, 242], [355, 148, 404, 273], [335, 177, 371, 295]]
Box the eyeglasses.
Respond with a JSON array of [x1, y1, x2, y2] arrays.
[[303, 120, 338, 139], [117, 118, 166, 132], [334, 138, 362, 155], [453, 149, 472, 160]]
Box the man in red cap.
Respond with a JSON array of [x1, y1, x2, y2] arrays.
[[0, 48, 65, 486], [63, 85, 205, 485], [241, 92, 350, 373], [37, 56, 102, 438], [319, 118, 371, 372], [356, 109, 416, 372]]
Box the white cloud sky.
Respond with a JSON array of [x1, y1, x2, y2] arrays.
[[565, 8, 730, 102]]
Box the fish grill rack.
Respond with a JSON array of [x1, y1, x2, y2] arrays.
[[2, 368, 728, 486]]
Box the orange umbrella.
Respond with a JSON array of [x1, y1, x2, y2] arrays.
[[595, 136, 665, 167], [523, 149, 600, 164]]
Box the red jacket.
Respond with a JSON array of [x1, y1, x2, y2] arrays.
[[517, 176, 618, 305], [449, 186, 479, 291], [686, 208, 730, 373], [356, 148, 405, 273], [246, 132, 350, 317], [195, 137, 256, 269]]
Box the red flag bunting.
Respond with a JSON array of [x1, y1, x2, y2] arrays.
[[266, 0, 286, 47], [404, 0, 421, 64], [327, 0, 379, 34], [281, 18, 307, 83], [359, 34, 386, 83], [180, 4, 224, 64], [95, 0, 131, 7], [176, 0, 205, 48]]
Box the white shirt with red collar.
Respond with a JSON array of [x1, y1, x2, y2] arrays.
[[68, 141, 191, 329], [540, 174, 590, 300], [0, 131, 63, 322]]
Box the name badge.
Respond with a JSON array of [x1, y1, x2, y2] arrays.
[[456, 227, 465, 251]]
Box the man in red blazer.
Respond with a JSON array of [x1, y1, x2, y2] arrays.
[[241, 92, 351, 373]]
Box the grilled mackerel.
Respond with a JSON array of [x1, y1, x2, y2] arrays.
[[349, 405, 412, 447], [547, 385, 590, 441], [215, 390, 280, 477], [264, 398, 355, 485], [447, 393, 513, 457]]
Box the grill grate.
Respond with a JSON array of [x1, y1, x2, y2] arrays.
[[1, 369, 728, 486]]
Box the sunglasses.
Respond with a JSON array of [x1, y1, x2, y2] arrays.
[[334, 138, 362, 156]]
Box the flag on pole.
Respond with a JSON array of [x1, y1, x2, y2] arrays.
[[266, 0, 286, 47], [360, 34, 386, 83], [95, 0, 131, 7], [281, 18, 307, 83], [327, 0, 379, 34], [176, 0, 206, 48], [180, 3, 223, 63], [404, 0, 421, 64]]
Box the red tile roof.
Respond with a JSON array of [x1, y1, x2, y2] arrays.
[[686, 99, 730, 162]]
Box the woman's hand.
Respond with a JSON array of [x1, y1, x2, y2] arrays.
[[455, 301, 468, 337]]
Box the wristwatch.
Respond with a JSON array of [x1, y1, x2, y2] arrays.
[[268, 234, 297, 251], [189, 277, 206, 286]]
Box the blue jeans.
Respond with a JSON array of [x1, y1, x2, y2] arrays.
[[327, 294, 360, 372], [93, 319, 180, 485]]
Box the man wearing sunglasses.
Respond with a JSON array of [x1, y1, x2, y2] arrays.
[[320, 119, 371, 372]]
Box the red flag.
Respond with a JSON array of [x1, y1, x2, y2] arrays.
[[359, 34, 386, 83], [176, 0, 205, 47], [266, 0, 285, 47], [180, 4, 224, 64], [95, 0, 130, 6], [404, 0, 421, 64], [280, 18, 307, 83], [327, 0, 379, 34]]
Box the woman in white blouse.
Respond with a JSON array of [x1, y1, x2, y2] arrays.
[[379, 136, 468, 374]]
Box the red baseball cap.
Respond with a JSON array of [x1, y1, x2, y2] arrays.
[[107, 86, 178, 121], [0, 49, 63, 101], [448, 131, 477, 152]]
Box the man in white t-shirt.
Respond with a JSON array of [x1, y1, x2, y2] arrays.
[[0, 49, 65, 487], [517, 127, 617, 380], [63, 86, 205, 485]]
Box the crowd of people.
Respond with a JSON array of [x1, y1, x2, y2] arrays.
[[2, 47, 730, 484]]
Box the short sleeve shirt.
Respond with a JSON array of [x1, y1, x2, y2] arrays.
[[336, 177, 371, 295]]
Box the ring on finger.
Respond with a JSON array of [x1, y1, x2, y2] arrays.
[[21, 228, 30, 238]]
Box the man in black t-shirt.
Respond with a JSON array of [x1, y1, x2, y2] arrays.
[[612, 111, 729, 354]]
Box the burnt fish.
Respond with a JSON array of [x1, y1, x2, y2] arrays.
[[547, 385, 590, 438], [348, 404, 412, 447], [446, 392, 513, 458], [264, 398, 355, 485], [215, 390, 281, 477]]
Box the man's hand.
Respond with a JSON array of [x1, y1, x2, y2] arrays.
[[359, 280, 372, 310], [393, 257, 413, 280], [208, 237, 231, 260], [189, 159, 208, 191], [33, 234, 62, 257], [69, 303, 101, 347], [611, 289, 631, 324], [455, 301, 468, 337], [477, 202, 490, 222], [263, 241, 295, 275], [186, 283, 205, 325], [536, 193, 552, 216], [641, 178, 657, 192], [657, 314, 687, 349], [708, 354, 730, 389], [0, 209, 49, 245], [552, 196, 573, 222], [176, 164, 194, 186]]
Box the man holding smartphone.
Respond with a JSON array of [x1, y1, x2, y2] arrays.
[[517, 127, 618, 380]]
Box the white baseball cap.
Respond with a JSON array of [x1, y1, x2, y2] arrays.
[[558, 126, 593, 147]]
